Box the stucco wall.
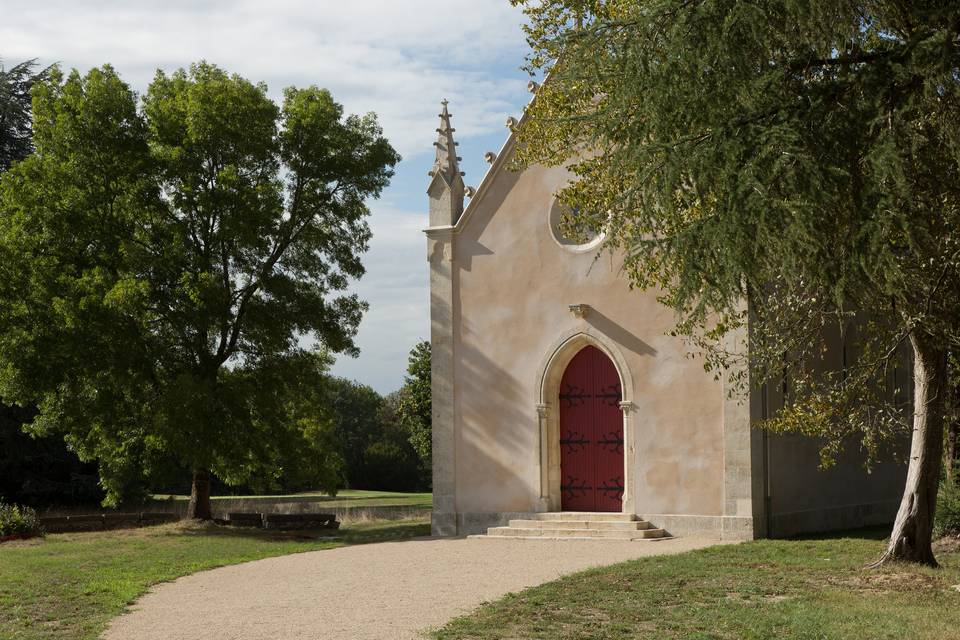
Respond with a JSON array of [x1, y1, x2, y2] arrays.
[[450, 160, 726, 521]]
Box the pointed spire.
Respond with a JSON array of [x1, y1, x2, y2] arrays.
[[427, 99, 465, 227], [430, 99, 463, 184]]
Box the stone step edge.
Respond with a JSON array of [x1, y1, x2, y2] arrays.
[[487, 527, 668, 539], [508, 519, 654, 530], [529, 512, 639, 521], [468, 534, 675, 542]]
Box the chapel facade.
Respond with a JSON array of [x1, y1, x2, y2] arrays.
[[425, 96, 906, 540]]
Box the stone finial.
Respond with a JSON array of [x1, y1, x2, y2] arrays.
[[505, 116, 517, 128], [430, 99, 463, 185], [484, 151, 497, 164], [527, 80, 539, 93], [428, 100, 466, 227]]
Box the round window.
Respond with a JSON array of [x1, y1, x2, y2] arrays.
[[548, 199, 604, 253]]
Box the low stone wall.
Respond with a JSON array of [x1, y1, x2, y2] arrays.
[[40, 512, 179, 533], [147, 499, 431, 523], [643, 514, 756, 541]]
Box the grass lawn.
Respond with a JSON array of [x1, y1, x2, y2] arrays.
[[435, 528, 960, 640], [148, 489, 432, 509], [0, 517, 429, 640]]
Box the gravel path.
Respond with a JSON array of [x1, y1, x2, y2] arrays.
[[102, 536, 722, 640]]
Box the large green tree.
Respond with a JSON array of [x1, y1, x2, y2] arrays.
[[0, 62, 399, 519], [0, 56, 103, 508], [512, 1, 960, 565]]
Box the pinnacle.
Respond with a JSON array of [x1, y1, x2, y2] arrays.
[[430, 99, 463, 184]]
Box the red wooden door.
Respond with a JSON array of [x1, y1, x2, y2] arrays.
[[559, 345, 624, 512]]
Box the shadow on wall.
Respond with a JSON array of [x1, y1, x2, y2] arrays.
[[586, 308, 658, 358], [445, 289, 538, 514], [455, 164, 521, 272]]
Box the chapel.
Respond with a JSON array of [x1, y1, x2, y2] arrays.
[[425, 95, 906, 539]]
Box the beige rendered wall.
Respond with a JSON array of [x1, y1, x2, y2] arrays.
[[448, 159, 729, 533]]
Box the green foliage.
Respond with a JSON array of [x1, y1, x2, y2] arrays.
[[935, 476, 960, 538], [397, 340, 431, 481], [511, 1, 960, 463], [0, 62, 400, 508], [0, 56, 99, 510], [0, 501, 43, 538], [369, 391, 426, 491], [327, 378, 386, 488], [325, 379, 424, 491], [0, 57, 50, 171]]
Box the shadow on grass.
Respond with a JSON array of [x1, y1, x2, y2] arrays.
[[786, 524, 890, 543]]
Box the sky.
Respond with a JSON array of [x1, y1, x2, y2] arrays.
[[1, 0, 534, 393]]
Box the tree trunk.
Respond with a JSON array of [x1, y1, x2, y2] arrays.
[[186, 468, 213, 520], [874, 333, 947, 567]]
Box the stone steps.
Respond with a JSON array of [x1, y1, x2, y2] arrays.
[[475, 512, 670, 541], [486, 526, 667, 540], [507, 519, 655, 531], [532, 511, 639, 522]]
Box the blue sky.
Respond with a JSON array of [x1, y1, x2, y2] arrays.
[[2, 0, 533, 392]]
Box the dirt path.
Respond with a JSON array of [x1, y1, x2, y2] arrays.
[[102, 536, 722, 640]]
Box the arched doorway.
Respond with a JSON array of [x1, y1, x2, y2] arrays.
[[558, 345, 624, 512]]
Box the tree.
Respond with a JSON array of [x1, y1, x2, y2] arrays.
[[0, 56, 103, 509], [397, 340, 431, 484], [364, 391, 422, 491], [326, 378, 385, 488], [0, 58, 49, 172], [323, 380, 422, 491], [511, 2, 960, 565], [0, 62, 400, 519]]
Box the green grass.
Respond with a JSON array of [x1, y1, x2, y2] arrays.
[[149, 489, 432, 509], [435, 529, 960, 640], [0, 517, 429, 640]]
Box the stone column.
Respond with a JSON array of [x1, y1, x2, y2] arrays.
[[427, 228, 457, 536], [721, 304, 766, 540], [619, 401, 636, 514], [536, 403, 550, 511], [426, 100, 464, 536]]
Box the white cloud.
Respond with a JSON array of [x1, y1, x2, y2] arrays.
[[1, 0, 529, 157], [330, 206, 428, 392], [2, 0, 531, 392]]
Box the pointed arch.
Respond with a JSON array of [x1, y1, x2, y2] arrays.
[[533, 328, 637, 513], [535, 328, 635, 406]]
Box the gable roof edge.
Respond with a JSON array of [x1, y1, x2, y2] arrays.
[[452, 105, 531, 233]]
